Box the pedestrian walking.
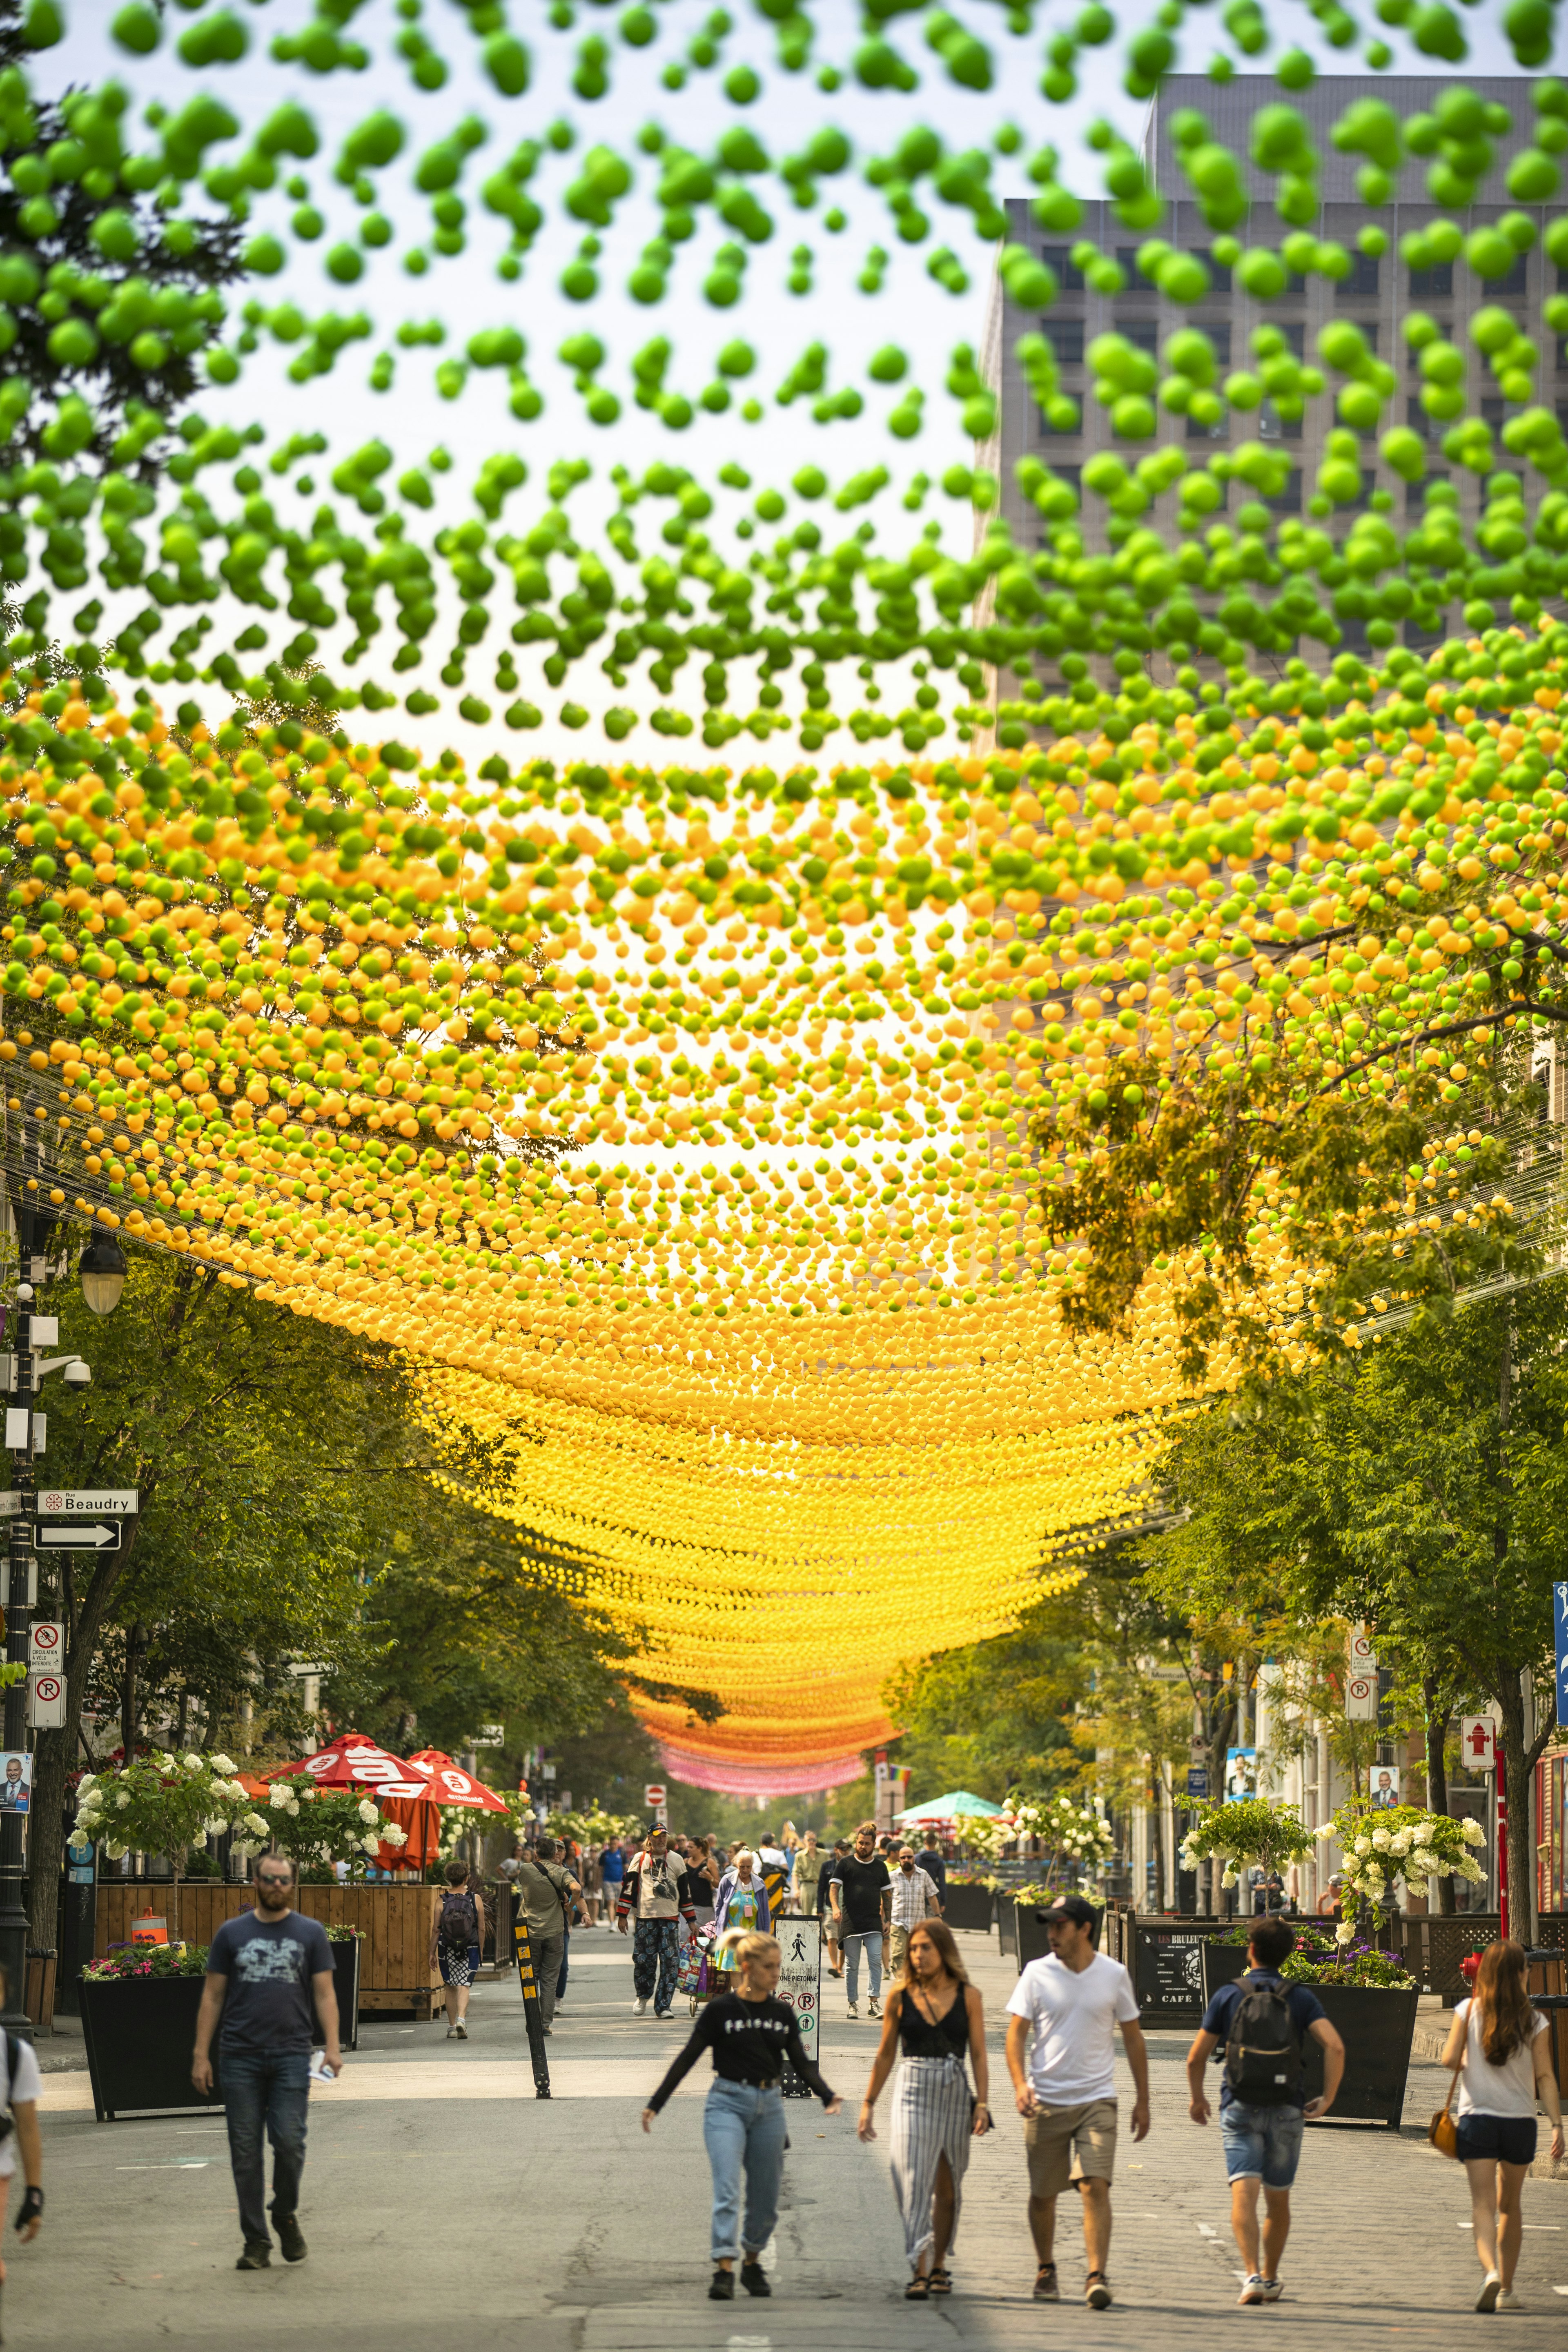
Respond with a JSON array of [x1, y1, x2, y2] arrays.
[[1003, 1894, 1149, 2310], [0, 1964, 43, 2333], [512, 1835, 579, 2035], [789, 1829, 824, 1919], [756, 1827, 789, 1875], [642, 1929, 842, 2301], [579, 1841, 602, 1927], [888, 1844, 942, 1980], [912, 1838, 948, 1909], [680, 1835, 720, 1932], [1439, 1939, 1566, 2312], [1184, 1915, 1346, 2305], [617, 1823, 695, 2017], [191, 1855, 341, 2271], [713, 1846, 772, 1980], [430, 1859, 487, 2040], [822, 1836, 849, 1977], [858, 1919, 989, 2300], [829, 1820, 891, 2019]]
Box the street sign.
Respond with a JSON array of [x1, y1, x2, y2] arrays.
[[35, 1488, 137, 1516], [776, 1917, 822, 2086], [1345, 1623, 1378, 1719], [1461, 1716, 1498, 1771], [1187, 1768, 1209, 1799], [27, 1620, 61, 1668], [26, 1670, 64, 1728], [37, 1522, 122, 1551], [643, 1782, 666, 1807]]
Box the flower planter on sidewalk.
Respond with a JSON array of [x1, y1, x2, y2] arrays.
[[1200, 1942, 1422, 2128], [78, 1974, 223, 2124], [996, 1895, 1017, 1959], [942, 1881, 995, 1934]]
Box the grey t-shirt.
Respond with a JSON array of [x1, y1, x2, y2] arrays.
[[207, 1911, 333, 2054]]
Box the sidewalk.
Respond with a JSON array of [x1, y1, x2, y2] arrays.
[[16, 1922, 1567, 2348]]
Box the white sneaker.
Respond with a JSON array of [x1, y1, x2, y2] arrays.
[[1496, 2290, 1523, 2313], [1259, 2280, 1283, 2303], [634, 1997, 648, 2015], [1238, 2277, 1265, 2306], [1477, 2273, 1502, 2313], [868, 1997, 881, 2018], [846, 2002, 859, 2017]]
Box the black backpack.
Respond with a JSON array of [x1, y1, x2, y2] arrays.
[[438, 1889, 477, 1953], [1224, 1978, 1304, 2107]]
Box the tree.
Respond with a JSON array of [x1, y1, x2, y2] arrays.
[[1145, 1292, 1566, 1934]]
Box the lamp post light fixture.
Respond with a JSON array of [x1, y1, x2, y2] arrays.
[[77, 1232, 128, 1318]]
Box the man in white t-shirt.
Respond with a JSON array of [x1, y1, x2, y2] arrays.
[[1004, 1895, 1149, 2311]]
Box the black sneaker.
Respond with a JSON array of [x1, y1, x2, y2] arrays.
[[236, 2241, 272, 2271], [741, 2261, 772, 2298], [708, 2268, 736, 2301], [275, 2215, 307, 2264]]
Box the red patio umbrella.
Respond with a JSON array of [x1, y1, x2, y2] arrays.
[[293, 1731, 441, 1871], [405, 1750, 512, 1814]]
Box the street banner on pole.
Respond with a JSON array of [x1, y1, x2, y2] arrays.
[[1554, 1582, 1568, 1737]]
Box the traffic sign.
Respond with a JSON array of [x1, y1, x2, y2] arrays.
[[36, 1488, 137, 1516], [1461, 1716, 1498, 1771], [27, 1671, 64, 1728], [37, 1522, 122, 1551], [643, 1782, 666, 1807], [1187, 1768, 1209, 1799], [1345, 1673, 1378, 1720], [27, 1620, 61, 1668]]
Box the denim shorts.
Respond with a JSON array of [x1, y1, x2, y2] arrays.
[[1455, 2113, 1537, 2167], [1221, 2100, 1305, 2188]]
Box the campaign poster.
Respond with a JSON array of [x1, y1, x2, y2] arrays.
[[0, 1753, 31, 1813]]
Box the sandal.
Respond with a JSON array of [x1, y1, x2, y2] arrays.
[[905, 2274, 931, 2301], [929, 2267, 952, 2296]]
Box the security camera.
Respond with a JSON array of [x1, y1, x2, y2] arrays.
[[62, 1359, 90, 1386]]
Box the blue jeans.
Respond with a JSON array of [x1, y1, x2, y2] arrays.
[[704, 2079, 787, 2263], [221, 2047, 311, 2246], [1221, 2100, 1304, 2189], [843, 1929, 882, 2005]]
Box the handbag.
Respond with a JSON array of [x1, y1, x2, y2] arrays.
[[1428, 2060, 1462, 2160]]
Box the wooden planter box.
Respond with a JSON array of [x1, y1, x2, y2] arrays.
[[1199, 1942, 1422, 2129], [79, 1975, 223, 2124], [95, 1882, 440, 2018], [943, 1882, 994, 1934]]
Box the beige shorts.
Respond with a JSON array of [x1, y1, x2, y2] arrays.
[[1024, 2098, 1119, 2199]]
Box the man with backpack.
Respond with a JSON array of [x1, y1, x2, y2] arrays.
[[510, 1836, 579, 2035], [430, 1859, 488, 2042], [1185, 1916, 1346, 2305]]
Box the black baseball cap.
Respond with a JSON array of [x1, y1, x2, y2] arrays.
[[1042, 1895, 1098, 1930]]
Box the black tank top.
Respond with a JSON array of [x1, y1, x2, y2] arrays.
[[896, 1981, 970, 2060]]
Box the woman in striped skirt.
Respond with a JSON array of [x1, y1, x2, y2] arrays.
[[858, 1918, 991, 2299]]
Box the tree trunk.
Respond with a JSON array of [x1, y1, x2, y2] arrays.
[[1423, 1675, 1457, 1916], [1494, 1671, 1537, 1945], [120, 1622, 144, 1766]]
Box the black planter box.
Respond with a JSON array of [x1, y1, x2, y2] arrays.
[[315, 1938, 361, 2053], [79, 1976, 223, 2123], [996, 1896, 1017, 1958], [1199, 1943, 1421, 2128], [943, 1883, 994, 1934], [1013, 1898, 1104, 1973]]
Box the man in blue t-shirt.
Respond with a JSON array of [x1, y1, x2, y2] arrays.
[[193, 1855, 340, 2272], [1185, 1917, 1345, 2307]]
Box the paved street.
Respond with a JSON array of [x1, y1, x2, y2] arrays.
[[20, 1929, 1568, 2348]]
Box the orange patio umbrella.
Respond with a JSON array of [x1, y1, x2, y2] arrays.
[[295, 1731, 441, 1872], [405, 1751, 512, 1815]]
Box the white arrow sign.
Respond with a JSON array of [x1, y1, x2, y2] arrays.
[[36, 1523, 120, 1550]]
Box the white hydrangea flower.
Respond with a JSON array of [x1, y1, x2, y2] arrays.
[[114, 1789, 131, 1809], [384, 1823, 408, 1847], [1370, 1827, 1390, 1851], [183, 1752, 203, 1772], [1461, 1819, 1486, 1846], [360, 1835, 381, 1855], [269, 1784, 290, 1808], [1334, 1919, 1355, 1945], [1389, 1830, 1412, 1855], [103, 1840, 127, 1861], [357, 1799, 379, 1825], [210, 1753, 237, 1775], [243, 1811, 270, 1836], [1411, 1851, 1438, 1878], [1353, 1835, 1372, 1855]]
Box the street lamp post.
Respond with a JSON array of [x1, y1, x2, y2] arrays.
[[0, 1158, 39, 2037]]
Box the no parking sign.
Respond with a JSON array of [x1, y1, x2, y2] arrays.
[[27, 1672, 64, 1728]]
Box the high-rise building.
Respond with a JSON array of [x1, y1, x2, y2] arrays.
[[989, 72, 1556, 661]]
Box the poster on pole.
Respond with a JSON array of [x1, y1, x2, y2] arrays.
[[1554, 1581, 1568, 1738], [776, 1915, 822, 2088], [0, 1752, 31, 1811]]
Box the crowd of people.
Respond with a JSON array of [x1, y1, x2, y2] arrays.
[[52, 1809, 1548, 2317]]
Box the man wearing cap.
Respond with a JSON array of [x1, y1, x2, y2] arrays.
[[1004, 1894, 1149, 2311]]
